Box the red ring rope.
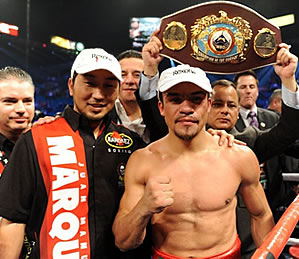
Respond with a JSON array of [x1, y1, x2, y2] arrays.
[[252, 194, 299, 259]]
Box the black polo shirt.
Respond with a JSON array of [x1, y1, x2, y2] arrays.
[[0, 133, 14, 169], [0, 105, 147, 259]]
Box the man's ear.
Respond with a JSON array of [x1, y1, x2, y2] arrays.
[[68, 78, 74, 97], [158, 100, 165, 117]]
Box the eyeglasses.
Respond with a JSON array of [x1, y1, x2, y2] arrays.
[[165, 91, 207, 105]]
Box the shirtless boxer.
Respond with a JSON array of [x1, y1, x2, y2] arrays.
[[112, 64, 274, 259]]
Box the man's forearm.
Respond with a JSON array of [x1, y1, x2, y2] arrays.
[[0, 219, 25, 259], [113, 207, 152, 251], [139, 72, 159, 101], [282, 82, 299, 109], [281, 76, 297, 93], [250, 212, 274, 247]]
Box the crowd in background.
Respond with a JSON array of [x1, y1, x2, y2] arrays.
[[0, 28, 298, 259]]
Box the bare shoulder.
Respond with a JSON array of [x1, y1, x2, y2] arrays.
[[128, 138, 164, 163], [227, 144, 260, 183], [230, 143, 257, 159], [206, 134, 257, 164], [125, 138, 165, 181]]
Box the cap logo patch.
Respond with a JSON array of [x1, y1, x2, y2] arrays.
[[91, 53, 112, 62], [173, 68, 196, 76]]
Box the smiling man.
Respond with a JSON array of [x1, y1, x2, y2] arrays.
[[0, 66, 35, 175], [109, 50, 150, 143], [0, 48, 146, 259]]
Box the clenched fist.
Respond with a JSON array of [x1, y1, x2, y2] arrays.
[[141, 176, 174, 214]]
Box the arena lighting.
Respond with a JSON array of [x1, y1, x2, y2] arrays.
[[50, 35, 84, 52], [269, 14, 295, 27], [51, 35, 75, 50], [0, 22, 19, 36], [75, 42, 85, 52]]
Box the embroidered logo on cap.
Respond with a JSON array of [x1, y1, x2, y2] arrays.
[[173, 68, 196, 76], [92, 53, 112, 62]]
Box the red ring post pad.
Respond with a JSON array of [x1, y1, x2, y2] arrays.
[[156, 1, 281, 74], [251, 194, 299, 259], [289, 245, 299, 259]]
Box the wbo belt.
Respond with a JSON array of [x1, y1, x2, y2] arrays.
[[156, 1, 282, 74]]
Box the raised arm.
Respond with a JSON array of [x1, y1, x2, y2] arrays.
[[274, 43, 298, 92], [136, 34, 169, 141], [237, 147, 274, 246], [139, 33, 163, 101], [0, 218, 25, 258], [238, 46, 299, 163], [142, 32, 163, 78], [112, 148, 173, 251]]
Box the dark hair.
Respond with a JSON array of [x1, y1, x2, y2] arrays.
[[233, 70, 259, 85], [158, 91, 163, 104], [72, 71, 78, 83], [117, 50, 142, 61], [211, 79, 236, 89], [269, 89, 282, 105], [212, 79, 239, 101], [0, 66, 35, 89]]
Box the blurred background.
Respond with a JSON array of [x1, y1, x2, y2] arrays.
[[0, 0, 298, 115]]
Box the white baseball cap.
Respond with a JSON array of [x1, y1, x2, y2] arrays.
[[71, 48, 122, 81], [158, 64, 212, 93]]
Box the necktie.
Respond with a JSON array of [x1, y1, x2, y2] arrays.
[[248, 111, 259, 128]]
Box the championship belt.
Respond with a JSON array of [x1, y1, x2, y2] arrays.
[[157, 1, 281, 74]]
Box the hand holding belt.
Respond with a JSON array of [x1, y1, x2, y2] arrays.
[[157, 1, 281, 74]]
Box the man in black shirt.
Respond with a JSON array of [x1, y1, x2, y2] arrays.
[[0, 48, 146, 259]]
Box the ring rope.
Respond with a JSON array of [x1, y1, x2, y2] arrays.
[[252, 194, 299, 259]]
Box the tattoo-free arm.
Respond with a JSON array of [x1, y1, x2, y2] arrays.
[[0, 218, 25, 259], [238, 148, 274, 246], [113, 151, 152, 251]]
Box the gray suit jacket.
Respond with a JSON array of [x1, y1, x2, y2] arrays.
[[231, 103, 299, 163], [235, 106, 280, 132]]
